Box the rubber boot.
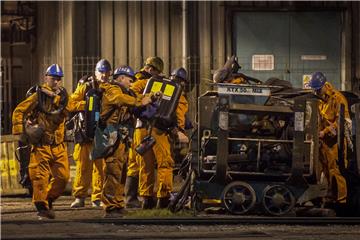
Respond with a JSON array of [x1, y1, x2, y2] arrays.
[[157, 197, 170, 209], [48, 198, 54, 210], [142, 196, 155, 210], [124, 176, 141, 208], [35, 202, 55, 219], [92, 200, 104, 208], [70, 197, 85, 208]]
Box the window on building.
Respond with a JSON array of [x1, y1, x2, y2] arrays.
[[252, 55, 274, 71]]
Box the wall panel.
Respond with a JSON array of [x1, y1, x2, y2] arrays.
[[128, 1, 142, 70], [156, 1, 170, 75], [169, 1, 183, 71], [114, 1, 128, 66], [142, 1, 156, 62], [100, 1, 114, 65], [211, 1, 226, 70], [198, 1, 212, 93]]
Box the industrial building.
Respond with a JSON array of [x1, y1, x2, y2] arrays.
[[1, 1, 360, 132]]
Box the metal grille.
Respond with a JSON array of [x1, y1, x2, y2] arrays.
[[72, 56, 100, 88]]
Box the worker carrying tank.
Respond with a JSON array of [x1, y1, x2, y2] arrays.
[[91, 65, 152, 217], [69, 59, 112, 209], [124, 57, 164, 208], [168, 67, 192, 169], [213, 55, 262, 84], [130, 57, 186, 209], [169, 67, 190, 142], [12, 64, 85, 219], [308, 71, 352, 204]]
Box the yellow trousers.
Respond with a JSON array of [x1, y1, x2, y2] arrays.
[[127, 143, 139, 177], [320, 141, 348, 203], [134, 128, 174, 198], [29, 143, 69, 209], [72, 142, 104, 201], [102, 143, 126, 211]]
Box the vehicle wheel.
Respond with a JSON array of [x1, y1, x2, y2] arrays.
[[222, 181, 256, 215], [262, 184, 295, 216]]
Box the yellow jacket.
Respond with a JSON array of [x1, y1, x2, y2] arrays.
[[12, 84, 85, 145], [130, 79, 148, 97], [101, 82, 143, 125], [70, 79, 98, 102], [319, 85, 350, 136]]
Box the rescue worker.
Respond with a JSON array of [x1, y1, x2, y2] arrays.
[[308, 72, 350, 203], [69, 59, 111, 208], [108, 65, 139, 209], [12, 64, 85, 219], [131, 57, 188, 209], [169, 67, 191, 166], [124, 58, 164, 208], [98, 65, 152, 217], [169, 67, 190, 144]]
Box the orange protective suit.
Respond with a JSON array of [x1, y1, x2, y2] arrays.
[[100, 82, 143, 211], [69, 80, 104, 203], [318, 82, 350, 203], [12, 84, 84, 209]]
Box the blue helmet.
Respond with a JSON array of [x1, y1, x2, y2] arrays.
[[95, 59, 111, 73], [309, 72, 327, 90], [171, 67, 188, 82], [46, 64, 64, 78], [113, 65, 135, 79]]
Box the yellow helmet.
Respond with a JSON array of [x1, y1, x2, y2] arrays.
[[144, 57, 164, 73]]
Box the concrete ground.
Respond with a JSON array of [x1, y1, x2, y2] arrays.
[[1, 195, 360, 240]]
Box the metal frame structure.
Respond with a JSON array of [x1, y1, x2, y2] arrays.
[[192, 83, 325, 215]]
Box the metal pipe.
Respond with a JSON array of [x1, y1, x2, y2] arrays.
[[256, 141, 261, 171], [208, 136, 312, 144], [182, 0, 187, 68], [202, 169, 312, 177]]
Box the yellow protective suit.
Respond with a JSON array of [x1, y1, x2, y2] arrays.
[[72, 142, 104, 201], [131, 79, 187, 199], [100, 82, 143, 211], [12, 84, 84, 209], [318, 83, 350, 203], [126, 75, 151, 178], [176, 94, 189, 131], [127, 145, 139, 177], [69, 80, 104, 202]]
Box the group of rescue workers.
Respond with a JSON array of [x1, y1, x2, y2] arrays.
[[12, 57, 190, 219], [12, 54, 351, 219]]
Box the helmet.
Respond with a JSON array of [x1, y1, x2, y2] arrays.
[[309, 72, 327, 90], [135, 69, 152, 80], [95, 59, 112, 73], [113, 65, 135, 79], [171, 67, 188, 82], [144, 57, 164, 73], [46, 64, 64, 78], [213, 68, 230, 83]]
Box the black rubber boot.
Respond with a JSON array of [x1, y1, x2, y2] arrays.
[[142, 196, 155, 210], [124, 176, 141, 208], [35, 202, 55, 219], [48, 198, 54, 210], [157, 197, 170, 209]]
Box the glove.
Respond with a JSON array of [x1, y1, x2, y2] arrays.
[[140, 102, 159, 119]]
